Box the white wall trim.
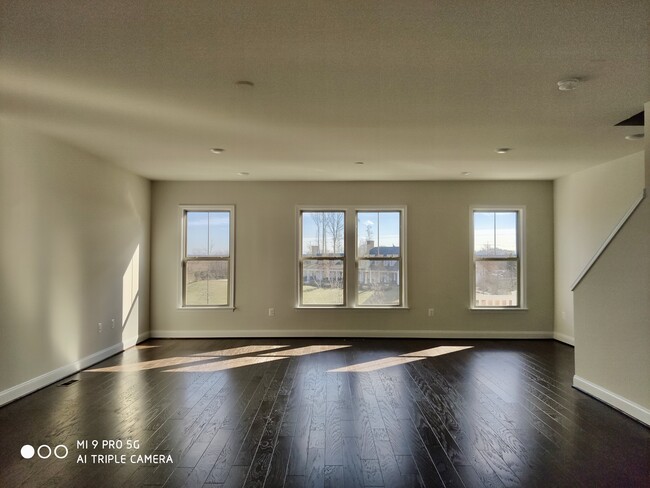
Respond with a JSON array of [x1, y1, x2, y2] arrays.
[[150, 329, 553, 339], [0, 331, 150, 407], [571, 189, 646, 291], [573, 375, 649, 427], [552, 332, 575, 346]]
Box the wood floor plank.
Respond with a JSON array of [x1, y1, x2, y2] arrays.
[[0, 338, 648, 488]]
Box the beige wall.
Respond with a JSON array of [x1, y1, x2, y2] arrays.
[[151, 180, 554, 337], [553, 152, 645, 344], [573, 197, 649, 424], [0, 122, 150, 403]]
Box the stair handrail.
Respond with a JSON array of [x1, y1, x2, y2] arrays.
[[571, 188, 647, 291]]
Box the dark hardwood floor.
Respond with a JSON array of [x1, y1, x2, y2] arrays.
[[0, 339, 648, 487]]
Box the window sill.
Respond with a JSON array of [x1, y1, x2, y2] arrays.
[[295, 306, 410, 310], [469, 307, 528, 311], [178, 306, 236, 310]]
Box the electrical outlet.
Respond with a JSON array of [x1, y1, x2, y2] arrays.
[[427, 308, 435, 317], [98, 322, 103, 333], [111, 318, 115, 329], [268, 308, 275, 317]]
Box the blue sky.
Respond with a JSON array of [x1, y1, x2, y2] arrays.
[[187, 211, 230, 256], [474, 211, 517, 253], [357, 211, 400, 248]]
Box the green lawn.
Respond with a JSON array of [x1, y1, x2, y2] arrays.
[[186, 279, 228, 306], [302, 285, 399, 305], [358, 286, 399, 305], [302, 285, 344, 305]]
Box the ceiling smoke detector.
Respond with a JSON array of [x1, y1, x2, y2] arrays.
[[210, 148, 225, 154], [557, 78, 580, 91], [495, 148, 511, 154]]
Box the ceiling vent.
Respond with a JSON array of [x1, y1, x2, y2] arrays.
[[615, 111, 644, 126]]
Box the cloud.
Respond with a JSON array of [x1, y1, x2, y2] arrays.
[[364, 220, 374, 226]]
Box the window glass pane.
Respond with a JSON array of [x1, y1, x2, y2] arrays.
[[495, 212, 517, 257], [357, 260, 400, 306], [357, 211, 401, 256], [475, 260, 518, 307], [186, 212, 209, 256], [302, 212, 345, 256], [208, 212, 230, 257], [185, 260, 229, 306], [377, 212, 400, 253], [474, 211, 518, 257], [357, 212, 378, 257], [302, 259, 344, 305], [473, 212, 495, 256]]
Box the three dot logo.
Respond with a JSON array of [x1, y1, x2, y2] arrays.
[[21, 444, 68, 460], [20, 445, 35, 459]]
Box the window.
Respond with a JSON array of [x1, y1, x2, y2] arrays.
[[471, 208, 524, 308], [299, 210, 346, 306], [356, 210, 403, 306], [181, 206, 234, 308], [297, 206, 406, 308]]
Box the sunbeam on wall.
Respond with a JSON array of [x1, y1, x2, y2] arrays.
[[122, 245, 139, 343]]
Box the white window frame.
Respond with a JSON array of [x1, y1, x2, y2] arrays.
[[297, 208, 348, 308], [355, 207, 407, 308], [296, 205, 407, 309], [469, 206, 526, 310], [179, 205, 235, 309]]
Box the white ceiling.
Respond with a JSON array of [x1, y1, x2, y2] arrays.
[[0, 0, 647, 181]]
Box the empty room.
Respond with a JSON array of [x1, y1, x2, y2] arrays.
[[0, 1, 648, 487]]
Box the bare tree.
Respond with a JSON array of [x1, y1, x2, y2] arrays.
[[310, 213, 323, 254], [366, 222, 374, 242], [325, 212, 344, 254]]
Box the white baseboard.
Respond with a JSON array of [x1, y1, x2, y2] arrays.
[[553, 332, 575, 346], [150, 329, 554, 339], [0, 331, 150, 407], [573, 375, 649, 427]]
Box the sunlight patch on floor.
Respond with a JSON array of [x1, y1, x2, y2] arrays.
[[87, 344, 473, 374], [87, 356, 207, 372], [193, 345, 289, 357], [328, 356, 423, 373], [261, 345, 350, 357], [401, 345, 474, 357], [328, 345, 474, 373], [162, 355, 286, 372]]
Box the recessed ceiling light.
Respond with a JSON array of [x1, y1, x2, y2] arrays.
[[461, 171, 471, 176], [235, 80, 255, 88], [495, 148, 511, 154], [557, 78, 580, 91], [624, 133, 644, 141], [210, 148, 225, 154], [237, 171, 250, 176], [354, 161, 364, 165]]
